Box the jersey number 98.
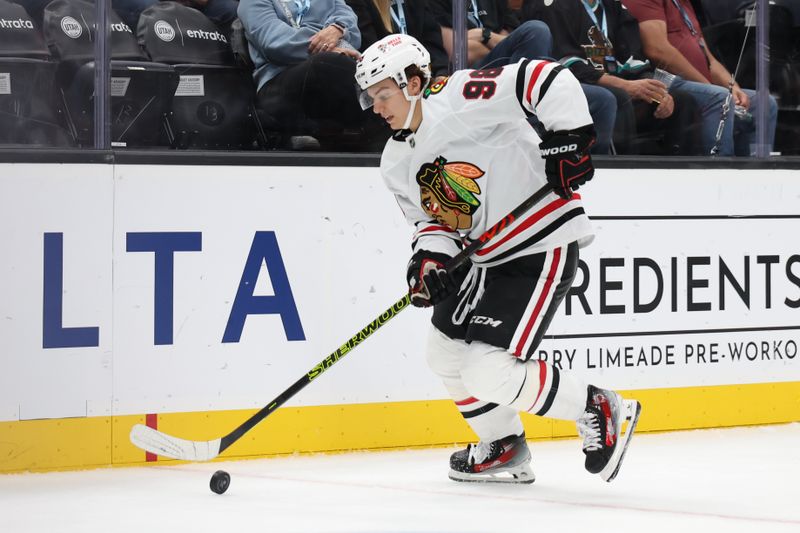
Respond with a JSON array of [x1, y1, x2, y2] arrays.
[[462, 68, 503, 100]]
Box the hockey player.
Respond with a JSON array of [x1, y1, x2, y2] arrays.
[[355, 34, 641, 483]]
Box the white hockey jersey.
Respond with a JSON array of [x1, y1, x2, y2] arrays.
[[380, 59, 595, 267]]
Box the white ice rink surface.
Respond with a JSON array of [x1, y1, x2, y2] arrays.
[[1, 424, 799, 533]]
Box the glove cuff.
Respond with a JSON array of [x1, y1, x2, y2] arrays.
[[539, 125, 596, 156], [407, 250, 453, 283]]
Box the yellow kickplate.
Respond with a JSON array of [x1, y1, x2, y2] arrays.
[[2, 381, 798, 473]]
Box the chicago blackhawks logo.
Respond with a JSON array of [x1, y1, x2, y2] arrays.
[[424, 77, 449, 98], [416, 156, 484, 230]]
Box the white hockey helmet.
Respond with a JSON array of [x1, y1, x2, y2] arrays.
[[355, 33, 432, 110]]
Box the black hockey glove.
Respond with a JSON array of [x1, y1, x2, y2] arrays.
[[539, 125, 596, 199], [406, 250, 458, 308]]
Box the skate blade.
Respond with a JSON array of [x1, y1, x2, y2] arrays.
[[599, 399, 642, 482], [449, 464, 536, 484]]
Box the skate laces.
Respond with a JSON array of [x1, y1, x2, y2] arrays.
[[577, 410, 602, 452], [467, 440, 499, 465]]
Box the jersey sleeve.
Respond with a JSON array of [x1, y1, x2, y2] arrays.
[[440, 59, 593, 133]]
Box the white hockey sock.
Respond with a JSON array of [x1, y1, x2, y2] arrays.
[[526, 361, 588, 420], [426, 328, 524, 442], [460, 341, 588, 421]]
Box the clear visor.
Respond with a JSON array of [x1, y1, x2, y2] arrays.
[[357, 84, 405, 110]]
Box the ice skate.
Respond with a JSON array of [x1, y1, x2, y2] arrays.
[[577, 385, 642, 482], [448, 432, 535, 484]]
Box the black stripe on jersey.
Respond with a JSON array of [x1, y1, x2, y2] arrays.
[[536, 65, 565, 106], [534, 366, 560, 416], [487, 207, 585, 264], [461, 402, 500, 419], [515, 59, 533, 117]]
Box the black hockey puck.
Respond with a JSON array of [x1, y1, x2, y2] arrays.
[[210, 470, 231, 494]]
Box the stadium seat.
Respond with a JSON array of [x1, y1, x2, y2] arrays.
[[0, 0, 71, 146], [42, 0, 179, 147], [138, 2, 264, 150]]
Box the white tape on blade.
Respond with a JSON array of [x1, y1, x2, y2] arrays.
[[129, 424, 221, 461]]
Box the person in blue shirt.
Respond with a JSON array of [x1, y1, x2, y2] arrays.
[[239, 0, 374, 146]]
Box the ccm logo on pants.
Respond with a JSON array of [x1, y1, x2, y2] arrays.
[[470, 316, 503, 327]]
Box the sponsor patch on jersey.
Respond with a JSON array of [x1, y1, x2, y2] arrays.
[[423, 77, 449, 98], [416, 156, 483, 230]]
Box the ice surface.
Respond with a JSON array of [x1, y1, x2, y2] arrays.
[[1, 424, 798, 532]]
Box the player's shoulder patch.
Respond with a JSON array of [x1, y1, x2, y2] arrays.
[[423, 77, 449, 98]]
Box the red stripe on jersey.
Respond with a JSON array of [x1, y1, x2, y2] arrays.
[[455, 396, 480, 406], [145, 413, 158, 462], [476, 195, 579, 257], [525, 61, 552, 105], [515, 247, 562, 357], [525, 361, 548, 412]]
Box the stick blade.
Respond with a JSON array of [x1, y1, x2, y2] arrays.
[[130, 424, 222, 462]]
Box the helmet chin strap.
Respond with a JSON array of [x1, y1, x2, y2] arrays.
[[401, 95, 421, 131], [393, 73, 428, 134]]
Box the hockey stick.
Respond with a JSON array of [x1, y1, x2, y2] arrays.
[[130, 182, 554, 461]]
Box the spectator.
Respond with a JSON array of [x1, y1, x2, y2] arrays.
[[112, 0, 240, 34], [345, 0, 450, 79], [622, 0, 777, 155], [239, 0, 370, 147], [429, 0, 550, 68], [579, 82, 618, 154], [430, 0, 617, 154], [524, 0, 699, 155]]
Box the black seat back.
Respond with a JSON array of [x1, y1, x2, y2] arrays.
[[43, 0, 148, 64], [0, 0, 49, 59], [0, 0, 71, 146], [42, 0, 178, 147], [137, 1, 233, 65], [138, 3, 262, 149]]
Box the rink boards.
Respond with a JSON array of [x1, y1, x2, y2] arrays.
[[1, 163, 798, 472]]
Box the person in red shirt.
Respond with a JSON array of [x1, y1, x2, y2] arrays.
[[623, 0, 777, 155]]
